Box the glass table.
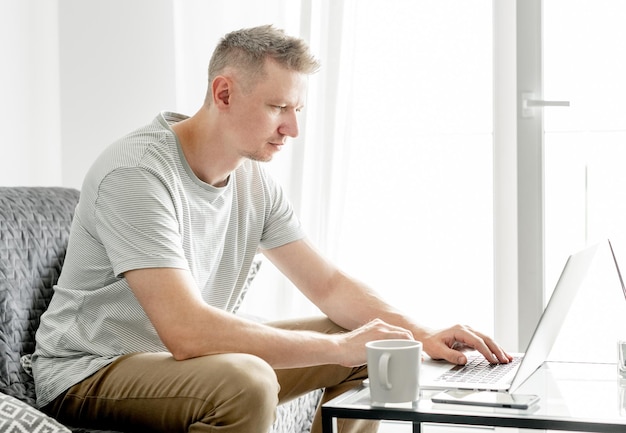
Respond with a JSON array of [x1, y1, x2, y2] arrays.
[[322, 362, 626, 432]]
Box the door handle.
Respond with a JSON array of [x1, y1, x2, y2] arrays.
[[521, 92, 570, 118]]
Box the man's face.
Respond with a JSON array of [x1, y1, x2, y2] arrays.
[[225, 59, 308, 162]]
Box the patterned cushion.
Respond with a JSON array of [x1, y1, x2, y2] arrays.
[[0, 392, 70, 433]]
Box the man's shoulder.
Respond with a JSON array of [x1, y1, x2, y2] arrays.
[[88, 113, 182, 181], [114, 112, 180, 160]]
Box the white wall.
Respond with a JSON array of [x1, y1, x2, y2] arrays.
[[1, 0, 177, 188], [57, 0, 177, 188], [1, 0, 300, 190], [1, 0, 63, 186]]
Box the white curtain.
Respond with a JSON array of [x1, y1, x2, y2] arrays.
[[294, 1, 495, 332]]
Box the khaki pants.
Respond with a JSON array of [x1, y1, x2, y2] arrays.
[[44, 317, 378, 433]]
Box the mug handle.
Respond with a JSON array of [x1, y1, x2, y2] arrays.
[[379, 352, 392, 390]]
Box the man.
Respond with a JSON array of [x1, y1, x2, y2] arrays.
[[33, 25, 511, 433]]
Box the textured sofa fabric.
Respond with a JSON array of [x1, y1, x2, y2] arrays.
[[0, 187, 79, 406], [0, 187, 120, 433], [0, 186, 320, 433]]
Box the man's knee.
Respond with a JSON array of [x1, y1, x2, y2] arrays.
[[191, 353, 279, 430], [221, 353, 280, 402]]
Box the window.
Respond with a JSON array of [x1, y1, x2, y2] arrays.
[[543, 0, 626, 362], [544, 0, 626, 287]]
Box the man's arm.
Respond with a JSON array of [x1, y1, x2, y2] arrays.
[[262, 238, 512, 365], [124, 266, 411, 367]]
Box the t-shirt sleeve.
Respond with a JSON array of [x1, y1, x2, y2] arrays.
[[257, 166, 306, 250], [94, 167, 189, 277]]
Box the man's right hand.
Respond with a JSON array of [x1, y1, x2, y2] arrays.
[[333, 318, 414, 367]]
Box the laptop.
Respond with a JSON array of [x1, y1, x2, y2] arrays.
[[420, 241, 604, 393], [609, 239, 626, 300]]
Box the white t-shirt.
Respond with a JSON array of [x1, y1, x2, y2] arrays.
[[32, 112, 305, 407]]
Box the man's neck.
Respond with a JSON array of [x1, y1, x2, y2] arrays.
[[171, 108, 242, 187]]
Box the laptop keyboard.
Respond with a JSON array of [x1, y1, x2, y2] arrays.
[[434, 355, 522, 384]]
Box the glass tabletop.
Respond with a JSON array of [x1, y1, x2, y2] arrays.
[[323, 362, 626, 432]]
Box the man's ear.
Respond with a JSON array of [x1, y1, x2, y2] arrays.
[[212, 76, 231, 108]]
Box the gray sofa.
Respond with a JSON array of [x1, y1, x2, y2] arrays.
[[0, 186, 320, 433]]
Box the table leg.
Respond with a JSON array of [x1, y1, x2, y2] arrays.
[[412, 421, 421, 433], [321, 412, 335, 433]]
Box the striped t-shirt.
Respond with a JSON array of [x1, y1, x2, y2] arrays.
[[32, 112, 305, 408]]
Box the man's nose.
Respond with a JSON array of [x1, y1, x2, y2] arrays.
[[278, 111, 299, 138]]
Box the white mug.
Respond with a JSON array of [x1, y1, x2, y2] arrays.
[[366, 339, 422, 404]]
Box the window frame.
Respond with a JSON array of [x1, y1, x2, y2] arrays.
[[494, 0, 546, 352]]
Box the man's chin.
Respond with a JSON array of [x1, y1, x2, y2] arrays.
[[244, 153, 273, 163], [243, 147, 280, 163]]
